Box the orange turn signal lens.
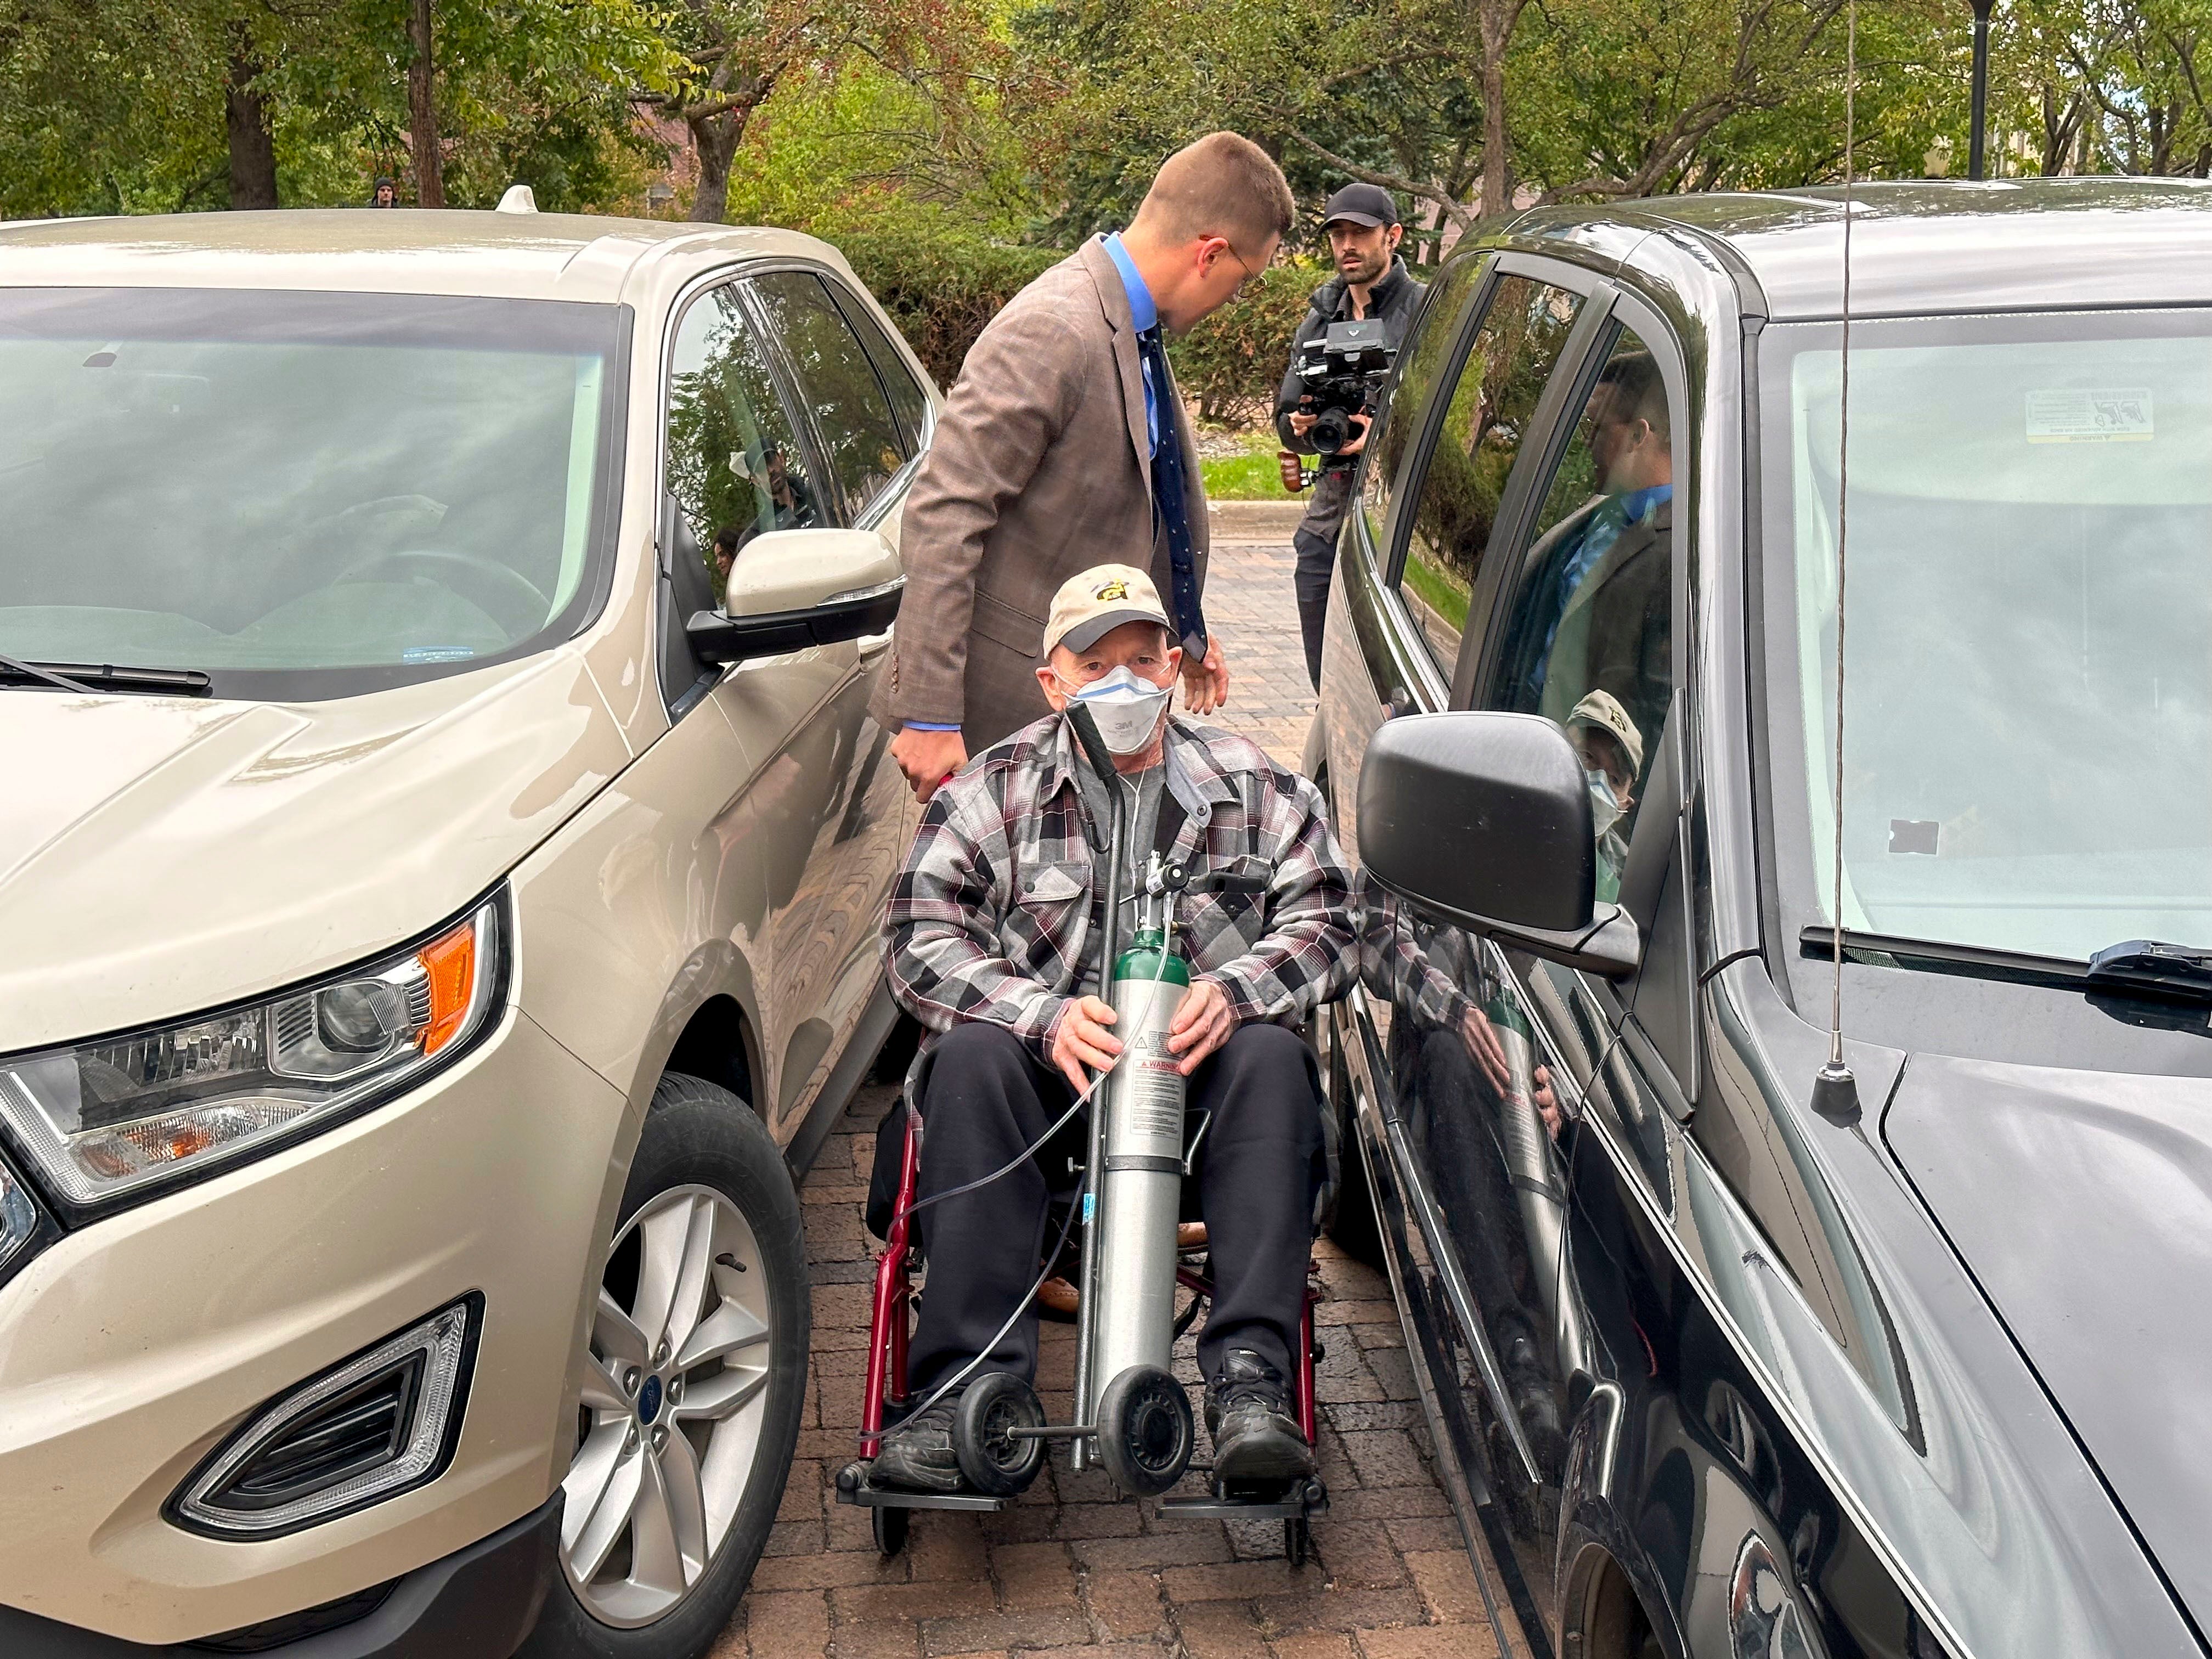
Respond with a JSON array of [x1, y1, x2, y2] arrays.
[[416, 920, 479, 1056]]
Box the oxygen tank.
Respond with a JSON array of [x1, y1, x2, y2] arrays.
[[1088, 862, 1190, 1393], [1486, 991, 1589, 1376]]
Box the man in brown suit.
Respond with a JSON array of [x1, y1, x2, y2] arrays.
[[878, 132, 1296, 800]]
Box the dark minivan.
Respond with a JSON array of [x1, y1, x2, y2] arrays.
[[1313, 179, 2212, 1659]]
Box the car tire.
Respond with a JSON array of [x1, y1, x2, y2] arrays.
[[1318, 1016, 1385, 1271], [521, 1071, 809, 1659]]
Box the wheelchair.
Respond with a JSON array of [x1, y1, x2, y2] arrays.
[[833, 1081, 1331, 1566]]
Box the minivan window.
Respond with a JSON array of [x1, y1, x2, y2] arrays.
[[1483, 323, 1674, 894], [745, 271, 906, 520], [1359, 253, 1486, 558], [1762, 310, 2212, 963], [1399, 276, 1585, 670], [0, 288, 624, 702]]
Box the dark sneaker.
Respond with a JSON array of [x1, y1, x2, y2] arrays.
[[1204, 1349, 1313, 1485], [870, 1392, 967, 1494]]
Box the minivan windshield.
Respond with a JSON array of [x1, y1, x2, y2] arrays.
[[0, 287, 625, 701], [1760, 309, 2212, 964]]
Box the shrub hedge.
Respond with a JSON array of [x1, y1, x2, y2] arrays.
[[837, 217, 1323, 433]]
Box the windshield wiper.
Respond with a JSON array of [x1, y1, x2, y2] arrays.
[[0, 653, 211, 697], [2084, 939, 2212, 1003], [1797, 926, 2212, 1007], [1796, 925, 2089, 990]]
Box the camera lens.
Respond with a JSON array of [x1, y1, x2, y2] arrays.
[[1312, 408, 1354, 454]]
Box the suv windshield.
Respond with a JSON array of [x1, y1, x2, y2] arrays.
[[0, 287, 625, 701], [1759, 309, 2212, 964]]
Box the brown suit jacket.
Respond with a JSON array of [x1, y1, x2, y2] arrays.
[[870, 239, 1210, 749]]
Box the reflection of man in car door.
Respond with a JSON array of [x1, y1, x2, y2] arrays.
[[1497, 351, 1673, 748]]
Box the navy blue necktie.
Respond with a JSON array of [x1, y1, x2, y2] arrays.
[[1135, 324, 1207, 658]]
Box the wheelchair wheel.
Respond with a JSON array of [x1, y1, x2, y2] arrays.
[[1096, 1364, 1194, 1498], [1284, 1516, 1311, 1568], [952, 1372, 1046, 1496], [871, 1503, 910, 1558]]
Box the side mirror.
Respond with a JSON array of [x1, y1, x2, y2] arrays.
[[686, 527, 904, 664], [1357, 710, 1643, 978]]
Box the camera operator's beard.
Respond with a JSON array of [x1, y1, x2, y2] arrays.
[[1339, 248, 1387, 287]]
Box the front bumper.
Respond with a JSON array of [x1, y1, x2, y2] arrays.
[[0, 1005, 631, 1644], [0, 1492, 562, 1659]]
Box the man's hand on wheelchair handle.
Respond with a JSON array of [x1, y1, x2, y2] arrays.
[[1166, 980, 1235, 1074], [1051, 995, 1121, 1092]]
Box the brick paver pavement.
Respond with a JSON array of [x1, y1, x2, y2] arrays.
[[724, 537, 1492, 1657]]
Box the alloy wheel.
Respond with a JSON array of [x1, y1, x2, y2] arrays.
[[558, 1184, 775, 1627]]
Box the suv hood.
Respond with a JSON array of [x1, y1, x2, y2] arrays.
[[1886, 1053, 2212, 1632], [0, 653, 631, 1053]]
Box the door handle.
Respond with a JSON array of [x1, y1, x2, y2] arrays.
[[858, 628, 894, 658]]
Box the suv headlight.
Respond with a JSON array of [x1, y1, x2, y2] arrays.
[[0, 898, 503, 1211]]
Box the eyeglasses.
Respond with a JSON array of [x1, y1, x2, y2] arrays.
[[1223, 241, 1265, 295]]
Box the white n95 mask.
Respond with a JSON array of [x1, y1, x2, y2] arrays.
[[1067, 666, 1172, 755], [1586, 769, 1625, 839]]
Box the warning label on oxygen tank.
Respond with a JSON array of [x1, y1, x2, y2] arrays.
[[1124, 1033, 1186, 1144]]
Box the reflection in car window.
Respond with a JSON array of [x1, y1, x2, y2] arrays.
[[1483, 325, 1674, 899], [1765, 312, 2212, 963], [0, 287, 621, 700], [825, 281, 932, 457], [666, 286, 816, 573], [1360, 254, 1486, 556], [1401, 276, 1585, 671], [746, 271, 907, 520]]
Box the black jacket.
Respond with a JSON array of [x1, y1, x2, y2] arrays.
[[1273, 257, 1426, 458]]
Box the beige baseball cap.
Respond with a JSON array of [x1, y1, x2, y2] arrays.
[[1041, 563, 1173, 658], [1567, 689, 1645, 776]]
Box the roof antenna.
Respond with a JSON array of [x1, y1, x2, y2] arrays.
[[1812, 0, 1863, 1129]]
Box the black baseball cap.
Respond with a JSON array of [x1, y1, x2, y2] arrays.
[[1322, 183, 1400, 229]]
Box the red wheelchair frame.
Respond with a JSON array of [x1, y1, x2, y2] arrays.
[[840, 1102, 1328, 1564]]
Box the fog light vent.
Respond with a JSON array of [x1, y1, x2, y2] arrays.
[[171, 1294, 481, 1537]]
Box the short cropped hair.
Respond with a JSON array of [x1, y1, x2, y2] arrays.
[[1131, 132, 1295, 256], [1594, 350, 1669, 444]]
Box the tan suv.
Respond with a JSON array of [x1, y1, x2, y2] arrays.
[[0, 206, 930, 1659]]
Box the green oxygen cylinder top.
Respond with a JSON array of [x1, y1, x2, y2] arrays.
[[1483, 986, 1533, 1042], [1115, 925, 1190, 986]]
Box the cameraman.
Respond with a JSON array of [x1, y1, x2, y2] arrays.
[[1276, 184, 1424, 689]]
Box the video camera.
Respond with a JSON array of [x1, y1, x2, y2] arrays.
[[1295, 318, 1396, 458]]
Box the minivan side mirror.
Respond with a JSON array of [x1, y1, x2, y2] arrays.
[[1357, 710, 1643, 978], [686, 527, 905, 664]]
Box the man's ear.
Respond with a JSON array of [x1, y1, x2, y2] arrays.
[[1384, 223, 1404, 255], [1037, 664, 1068, 710]]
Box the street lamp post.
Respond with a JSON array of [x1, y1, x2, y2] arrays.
[[1968, 0, 1995, 179]]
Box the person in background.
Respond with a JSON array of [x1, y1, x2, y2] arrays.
[[712, 526, 743, 608], [370, 177, 398, 208], [874, 133, 1296, 804], [1275, 184, 1425, 689], [1566, 690, 1643, 902]]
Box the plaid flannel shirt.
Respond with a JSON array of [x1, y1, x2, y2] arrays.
[[883, 715, 1356, 1062]]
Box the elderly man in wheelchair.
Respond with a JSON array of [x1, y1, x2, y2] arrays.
[[865, 564, 1357, 1502]]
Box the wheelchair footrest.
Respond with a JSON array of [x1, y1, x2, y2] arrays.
[[834, 1462, 1011, 1512], [1156, 1477, 1328, 1521]]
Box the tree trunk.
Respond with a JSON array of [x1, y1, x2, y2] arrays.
[[225, 40, 278, 210], [689, 111, 740, 223], [1477, 0, 1515, 219], [408, 0, 443, 208]]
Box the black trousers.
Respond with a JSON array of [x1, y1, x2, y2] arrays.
[[906, 1020, 1323, 1396], [1293, 526, 1336, 691]]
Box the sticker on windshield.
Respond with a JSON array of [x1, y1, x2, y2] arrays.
[[402, 646, 477, 664], [2025, 387, 2152, 442]]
